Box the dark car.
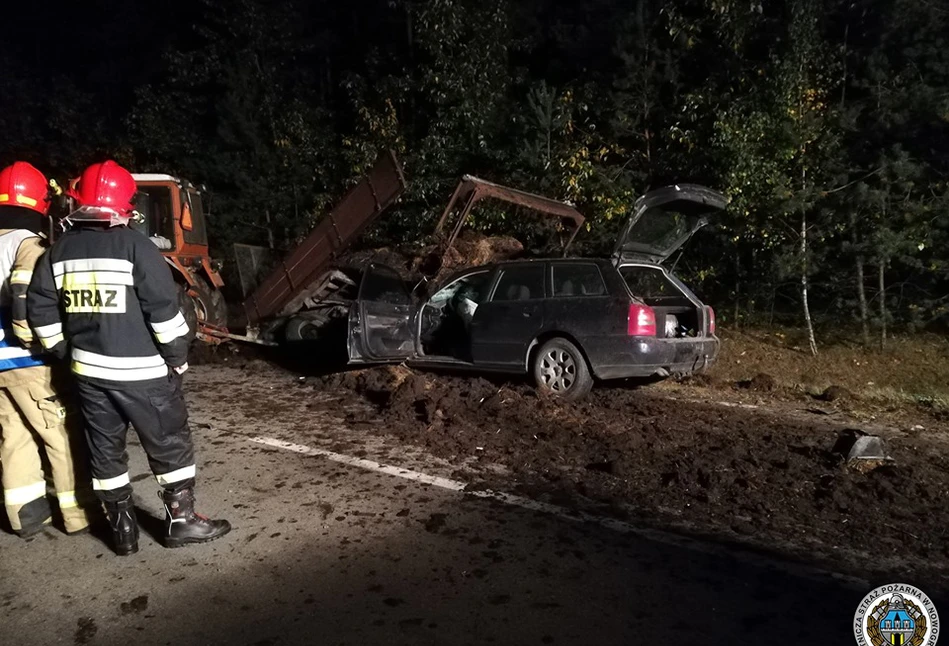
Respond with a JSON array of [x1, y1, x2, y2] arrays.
[[346, 184, 727, 400]]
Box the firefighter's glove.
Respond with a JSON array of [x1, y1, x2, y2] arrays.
[[172, 362, 189, 375]]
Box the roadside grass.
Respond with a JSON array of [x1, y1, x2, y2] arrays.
[[705, 328, 949, 415]]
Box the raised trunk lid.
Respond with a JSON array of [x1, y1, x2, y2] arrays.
[[613, 184, 727, 264]]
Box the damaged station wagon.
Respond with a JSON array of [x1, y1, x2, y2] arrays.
[[346, 181, 727, 400]]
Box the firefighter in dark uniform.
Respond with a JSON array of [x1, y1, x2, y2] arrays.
[[27, 160, 230, 555]]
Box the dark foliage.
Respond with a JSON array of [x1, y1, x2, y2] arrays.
[[1, 0, 947, 341]]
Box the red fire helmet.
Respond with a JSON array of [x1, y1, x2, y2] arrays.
[[67, 160, 137, 225], [0, 162, 51, 216]]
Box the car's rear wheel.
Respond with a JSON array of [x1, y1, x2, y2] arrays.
[[532, 338, 593, 401]]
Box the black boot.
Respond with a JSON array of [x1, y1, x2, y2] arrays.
[[14, 496, 53, 538], [104, 497, 139, 556], [161, 487, 231, 548]]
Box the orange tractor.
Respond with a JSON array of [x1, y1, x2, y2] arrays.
[[61, 173, 228, 342]]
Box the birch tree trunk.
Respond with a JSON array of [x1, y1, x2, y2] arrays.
[[733, 251, 741, 330], [878, 262, 887, 351], [800, 164, 818, 356], [848, 211, 870, 346], [264, 209, 276, 250], [801, 211, 818, 356], [856, 256, 870, 345]]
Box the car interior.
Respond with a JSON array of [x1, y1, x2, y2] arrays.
[[419, 270, 493, 360], [619, 265, 702, 337]]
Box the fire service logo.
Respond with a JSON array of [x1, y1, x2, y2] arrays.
[[854, 584, 940, 646]]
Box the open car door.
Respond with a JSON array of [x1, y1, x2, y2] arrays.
[[613, 184, 727, 264], [347, 264, 416, 363]]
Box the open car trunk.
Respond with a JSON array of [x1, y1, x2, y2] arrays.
[[620, 264, 709, 338], [613, 184, 727, 264]]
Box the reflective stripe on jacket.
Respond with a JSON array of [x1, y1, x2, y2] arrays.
[[27, 226, 189, 388], [0, 229, 46, 372]]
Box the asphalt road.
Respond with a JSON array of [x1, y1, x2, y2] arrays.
[[0, 366, 889, 645]]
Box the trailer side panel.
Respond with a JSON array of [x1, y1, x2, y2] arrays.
[[242, 151, 406, 326]]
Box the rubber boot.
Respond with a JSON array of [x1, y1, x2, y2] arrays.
[[13, 496, 53, 538], [161, 487, 231, 548], [16, 517, 52, 538], [104, 496, 139, 556]]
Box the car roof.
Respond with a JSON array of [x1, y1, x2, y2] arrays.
[[483, 257, 615, 270], [438, 257, 617, 283]]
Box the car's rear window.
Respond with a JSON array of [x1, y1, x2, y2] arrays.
[[492, 266, 545, 301], [552, 264, 607, 297]]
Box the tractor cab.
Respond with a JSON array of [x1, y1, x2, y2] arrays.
[[131, 174, 209, 254], [129, 174, 227, 332]]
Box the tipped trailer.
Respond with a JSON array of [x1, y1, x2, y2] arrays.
[[224, 151, 588, 346]]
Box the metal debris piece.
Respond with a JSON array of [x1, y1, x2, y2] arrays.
[[832, 429, 893, 471], [846, 435, 889, 462]]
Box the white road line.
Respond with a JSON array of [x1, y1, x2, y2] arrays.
[[250, 435, 639, 532], [248, 434, 867, 589], [250, 436, 467, 492]]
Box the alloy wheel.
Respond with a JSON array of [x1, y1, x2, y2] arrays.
[[539, 349, 578, 393]]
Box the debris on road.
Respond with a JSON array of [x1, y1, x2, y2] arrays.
[[302, 364, 949, 578]]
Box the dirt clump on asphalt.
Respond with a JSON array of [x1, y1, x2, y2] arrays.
[[324, 366, 949, 585]]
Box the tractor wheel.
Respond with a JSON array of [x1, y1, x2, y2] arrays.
[[189, 278, 228, 328], [177, 284, 199, 343]]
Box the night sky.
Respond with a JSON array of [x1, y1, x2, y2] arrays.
[[4, 2, 181, 122]]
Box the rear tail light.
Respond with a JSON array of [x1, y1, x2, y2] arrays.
[[707, 306, 716, 335], [627, 304, 656, 336]]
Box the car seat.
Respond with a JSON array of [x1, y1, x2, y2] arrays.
[[580, 280, 603, 296]]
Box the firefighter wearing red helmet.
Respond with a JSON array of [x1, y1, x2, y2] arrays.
[[27, 160, 230, 555], [0, 161, 98, 536]]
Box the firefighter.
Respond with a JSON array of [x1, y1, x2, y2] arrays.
[[0, 161, 97, 536], [27, 160, 230, 555]]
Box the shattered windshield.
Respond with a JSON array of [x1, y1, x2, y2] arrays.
[[430, 271, 492, 305]]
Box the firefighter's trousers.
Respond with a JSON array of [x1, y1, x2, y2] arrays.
[[0, 365, 97, 534], [77, 373, 196, 504]]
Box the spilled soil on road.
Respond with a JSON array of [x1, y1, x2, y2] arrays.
[[317, 365, 949, 588]]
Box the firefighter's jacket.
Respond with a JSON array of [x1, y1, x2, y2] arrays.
[[0, 229, 47, 371], [27, 226, 190, 388]]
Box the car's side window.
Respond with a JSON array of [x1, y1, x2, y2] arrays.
[[552, 264, 607, 297], [360, 266, 411, 305], [492, 266, 546, 302]]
